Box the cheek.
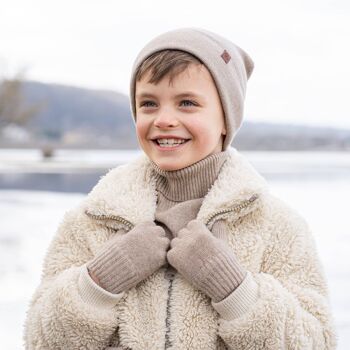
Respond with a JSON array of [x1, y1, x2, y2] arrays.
[[136, 119, 148, 139], [188, 119, 218, 141]]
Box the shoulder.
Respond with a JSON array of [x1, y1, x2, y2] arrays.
[[230, 191, 314, 252], [43, 204, 99, 253], [262, 193, 310, 232], [257, 192, 317, 255], [85, 152, 151, 197], [50, 153, 150, 240]]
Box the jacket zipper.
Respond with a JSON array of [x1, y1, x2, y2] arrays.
[[86, 194, 259, 350], [85, 193, 258, 235], [84, 210, 135, 231], [164, 264, 176, 349], [204, 193, 259, 228], [163, 193, 259, 350]]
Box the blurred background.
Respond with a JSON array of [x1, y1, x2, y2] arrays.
[[0, 0, 349, 348]]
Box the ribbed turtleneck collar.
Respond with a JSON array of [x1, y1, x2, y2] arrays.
[[150, 150, 230, 202]]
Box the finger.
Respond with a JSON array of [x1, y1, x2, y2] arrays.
[[140, 221, 156, 226], [160, 236, 171, 248], [177, 227, 190, 238], [187, 219, 206, 231], [170, 237, 180, 249], [166, 249, 175, 264], [155, 226, 166, 236]]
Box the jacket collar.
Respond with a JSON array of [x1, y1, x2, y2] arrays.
[[82, 146, 269, 230]]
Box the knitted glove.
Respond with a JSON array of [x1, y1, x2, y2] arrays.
[[167, 219, 247, 302], [87, 221, 170, 294]]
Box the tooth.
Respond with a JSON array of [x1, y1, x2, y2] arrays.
[[157, 138, 186, 146], [158, 138, 185, 144]]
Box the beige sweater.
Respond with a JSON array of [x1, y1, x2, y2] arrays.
[[152, 150, 229, 237], [151, 150, 247, 303]]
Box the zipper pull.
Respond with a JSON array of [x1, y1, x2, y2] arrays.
[[84, 210, 135, 231], [204, 193, 260, 228]]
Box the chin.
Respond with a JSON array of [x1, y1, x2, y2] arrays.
[[159, 164, 183, 171], [154, 160, 187, 171]]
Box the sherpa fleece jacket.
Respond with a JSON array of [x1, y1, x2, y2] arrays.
[[23, 146, 338, 349]]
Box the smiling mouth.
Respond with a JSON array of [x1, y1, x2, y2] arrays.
[[151, 139, 191, 149]]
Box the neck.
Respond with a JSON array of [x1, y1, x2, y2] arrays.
[[150, 150, 230, 202]]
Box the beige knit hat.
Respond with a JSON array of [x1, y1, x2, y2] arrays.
[[129, 27, 254, 151]]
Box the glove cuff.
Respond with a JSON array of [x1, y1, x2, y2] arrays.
[[87, 237, 139, 294], [195, 250, 247, 302]]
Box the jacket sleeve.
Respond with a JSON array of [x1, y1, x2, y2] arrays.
[[211, 199, 338, 349], [23, 206, 125, 350]]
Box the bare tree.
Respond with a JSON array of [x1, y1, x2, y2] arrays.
[[0, 69, 42, 129]]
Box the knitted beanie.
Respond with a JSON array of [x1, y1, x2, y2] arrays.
[[129, 27, 254, 151]]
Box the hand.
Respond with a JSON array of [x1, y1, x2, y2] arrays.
[[88, 221, 170, 294], [167, 219, 247, 302]]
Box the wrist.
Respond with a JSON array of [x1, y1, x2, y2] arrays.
[[88, 267, 101, 286]]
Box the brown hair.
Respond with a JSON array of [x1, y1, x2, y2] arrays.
[[135, 49, 203, 85]]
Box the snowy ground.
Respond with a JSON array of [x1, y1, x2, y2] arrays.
[[0, 150, 349, 349]]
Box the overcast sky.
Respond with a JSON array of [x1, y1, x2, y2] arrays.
[[1, 0, 349, 129]]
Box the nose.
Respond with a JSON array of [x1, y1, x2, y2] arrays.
[[153, 109, 179, 128]]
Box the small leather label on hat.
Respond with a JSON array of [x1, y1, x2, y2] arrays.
[[221, 50, 231, 64]]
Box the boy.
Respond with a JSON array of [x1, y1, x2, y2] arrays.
[[24, 28, 337, 349]]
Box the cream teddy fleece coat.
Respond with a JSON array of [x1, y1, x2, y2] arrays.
[[23, 146, 338, 349]]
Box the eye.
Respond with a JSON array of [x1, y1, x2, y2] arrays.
[[139, 100, 156, 108], [180, 100, 197, 107]]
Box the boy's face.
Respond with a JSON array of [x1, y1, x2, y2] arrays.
[[135, 63, 226, 171]]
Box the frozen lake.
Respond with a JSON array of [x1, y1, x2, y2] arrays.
[[0, 149, 349, 349]]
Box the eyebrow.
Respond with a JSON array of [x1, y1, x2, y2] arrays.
[[135, 92, 205, 100]]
